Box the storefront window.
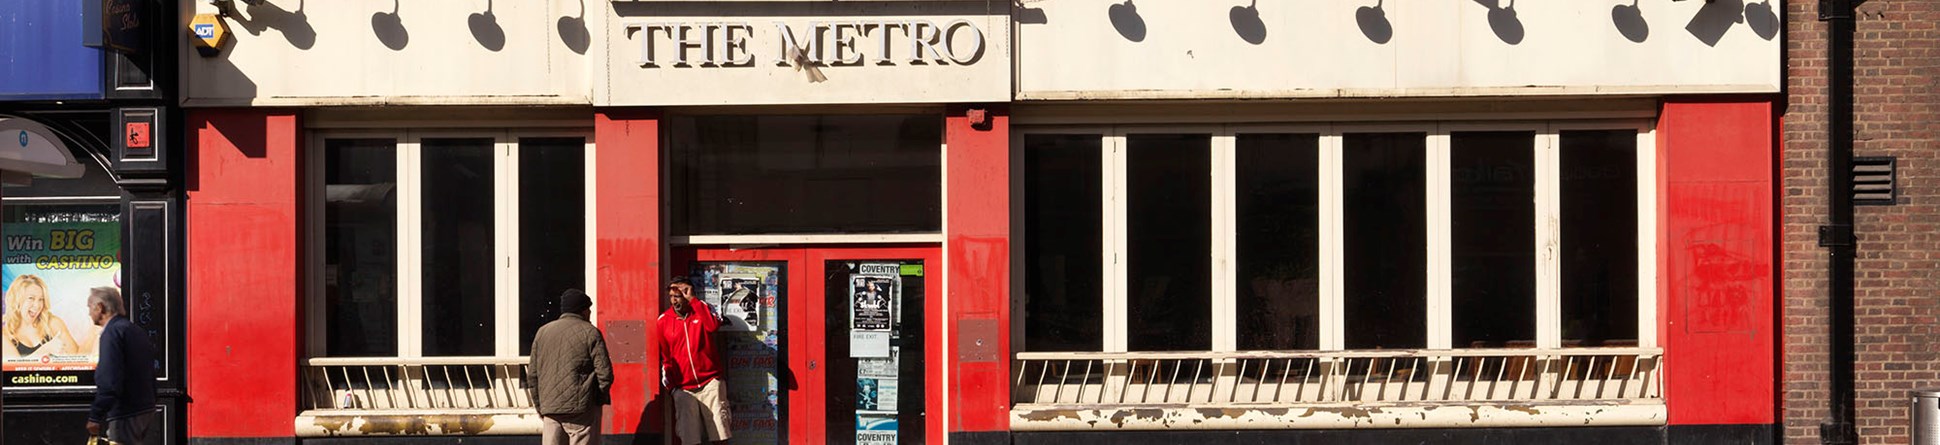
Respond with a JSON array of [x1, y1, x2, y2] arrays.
[[315, 133, 589, 358], [1018, 123, 1650, 353], [1022, 134, 1103, 352], [518, 138, 586, 355], [667, 114, 942, 235], [1561, 130, 1639, 346], [420, 138, 495, 357], [1125, 134, 1211, 351], [1450, 131, 1537, 348], [1342, 132, 1427, 350], [1235, 133, 1320, 351], [323, 139, 399, 357]]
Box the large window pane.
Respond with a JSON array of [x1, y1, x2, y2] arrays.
[[668, 115, 942, 235], [1125, 134, 1211, 351], [422, 138, 495, 356], [1023, 134, 1103, 352], [1342, 133, 1426, 349], [1561, 130, 1639, 346], [324, 139, 398, 357], [1236, 134, 1320, 350], [519, 138, 585, 356], [1450, 132, 1536, 348]]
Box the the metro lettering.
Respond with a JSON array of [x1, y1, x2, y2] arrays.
[[627, 19, 986, 68]]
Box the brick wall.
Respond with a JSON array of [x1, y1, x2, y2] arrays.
[[1785, 1, 1940, 444]]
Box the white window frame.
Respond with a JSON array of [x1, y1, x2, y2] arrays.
[[1016, 120, 1658, 353], [306, 129, 598, 359]]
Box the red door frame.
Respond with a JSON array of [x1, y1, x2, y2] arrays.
[[673, 244, 943, 445]]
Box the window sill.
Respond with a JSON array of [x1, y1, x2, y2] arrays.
[[1009, 400, 1665, 431], [296, 409, 541, 437]]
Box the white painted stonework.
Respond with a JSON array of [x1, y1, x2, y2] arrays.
[[1014, 0, 1783, 99], [178, 0, 592, 106]]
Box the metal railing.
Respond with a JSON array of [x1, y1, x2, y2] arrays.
[[301, 357, 533, 411], [1013, 348, 1661, 406]]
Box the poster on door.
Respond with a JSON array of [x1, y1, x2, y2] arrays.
[[856, 413, 898, 445], [707, 274, 766, 332], [693, 262, 782, 445], [857, 346, 899, 411]]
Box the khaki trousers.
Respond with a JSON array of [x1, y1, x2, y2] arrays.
[[672, 378, 732, 445], [541, 409, 601, 445]]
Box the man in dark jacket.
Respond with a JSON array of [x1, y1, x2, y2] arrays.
[[84, 286, 156, 445], [529, 289, 614, 445]]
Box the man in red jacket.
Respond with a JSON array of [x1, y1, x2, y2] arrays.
[[659, 277, 731, 445]]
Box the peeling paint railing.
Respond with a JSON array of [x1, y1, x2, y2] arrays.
[[301, 357, 534, 411], [1013, 348, 1662, 406]]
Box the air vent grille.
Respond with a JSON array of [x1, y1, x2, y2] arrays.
[[1853, 156, 1896, 206]]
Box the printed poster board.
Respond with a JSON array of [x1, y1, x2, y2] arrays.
[[694, 262, 783, 444], [2, 218, 120, 388]]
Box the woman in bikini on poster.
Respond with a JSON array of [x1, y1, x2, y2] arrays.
[[2, 274, 87, 360]]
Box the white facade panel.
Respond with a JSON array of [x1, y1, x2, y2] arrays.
[[180, 0, 591, 106], [1015, 0, 1782, 99]]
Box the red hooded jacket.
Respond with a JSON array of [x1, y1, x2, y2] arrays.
[[658, 298, 723, 392]]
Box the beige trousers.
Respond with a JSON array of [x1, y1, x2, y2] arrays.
[[673, 378, 733, 445], [541, 409, 601, 445]]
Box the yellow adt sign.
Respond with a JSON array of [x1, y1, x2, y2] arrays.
[[189, 13, 227, 57]]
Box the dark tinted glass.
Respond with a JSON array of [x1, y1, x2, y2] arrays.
[[1023, 134, 1103, 352], [1342, 132, 1426, 349], [519, 138, 585, 355], [1561, 130, 1639, 346], [1235, 134, 1320, 350], [1450, 131, 1536, 348], [1125, 134, 1211, 351], [421, 138, 495, 356], [323, 138, 398, 356], [668, 115, 942, 234]]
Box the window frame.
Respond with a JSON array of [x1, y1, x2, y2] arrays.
[[1015, 120, 1658, 353], [305, 129, 598, 359]]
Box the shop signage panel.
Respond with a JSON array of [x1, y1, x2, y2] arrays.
[[604, 2, 1009, 106]]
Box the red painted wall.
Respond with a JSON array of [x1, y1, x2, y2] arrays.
[[1658, 99, 1778, 425], [184, 109, 302, 438], [944, 106, 1011, 434], [593, 109, 662, 436]]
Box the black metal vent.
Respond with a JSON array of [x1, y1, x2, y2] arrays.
[[1853, 156, 1897, 206]]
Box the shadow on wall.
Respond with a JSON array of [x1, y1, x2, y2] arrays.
[[1016, 0, 1048, 25], [1108, 0, 1145, 43], [1612, 0, 1648, 43], [1474, 0, 1522, 45], [469, 0, 505, 52], [558, 0, 590, 55], [1356, 0, 1392, 44], [1231, 1, 1266, 45], [230, 0, 316, 50], [1686, 0, 1779, 46], [1744, 0, 1779, 41], [372, 0, 408, 50]]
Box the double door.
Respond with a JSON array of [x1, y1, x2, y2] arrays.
[[672, 245, 939, 445]]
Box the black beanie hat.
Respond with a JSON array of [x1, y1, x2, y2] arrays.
[[560, 289, 593, 314]]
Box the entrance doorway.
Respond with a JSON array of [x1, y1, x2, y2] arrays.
[[673, 245, 941, 445]]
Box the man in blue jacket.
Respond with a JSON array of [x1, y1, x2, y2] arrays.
[[83, 286, 156, 444]]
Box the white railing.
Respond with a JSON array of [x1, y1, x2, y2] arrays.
[[301, 357, 533, 411], [1013, 348, 1661, 406]]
